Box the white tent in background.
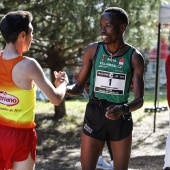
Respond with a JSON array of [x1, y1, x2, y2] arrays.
[[153, 4, 170, 132], [159, 4, 170, 24]]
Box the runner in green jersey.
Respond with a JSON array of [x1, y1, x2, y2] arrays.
[[67, 7, 144, 170]]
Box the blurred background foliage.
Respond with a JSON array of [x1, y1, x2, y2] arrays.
[[0, 0, 169, 70], [0, 0, 169, 117]]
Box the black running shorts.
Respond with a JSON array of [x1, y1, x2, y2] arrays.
[[83, 99, 133, 141]]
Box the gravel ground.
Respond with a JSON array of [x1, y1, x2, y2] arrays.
[[34, 108, 169, 170]]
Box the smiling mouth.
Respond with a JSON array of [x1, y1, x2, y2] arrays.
[[101, 35, 107, 41]]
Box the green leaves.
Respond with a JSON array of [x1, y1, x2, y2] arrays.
[[0, 0, 169, 69]]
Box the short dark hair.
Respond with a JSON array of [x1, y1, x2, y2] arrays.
[[0, 11, 33, 43], [104, 7, 129, 25]]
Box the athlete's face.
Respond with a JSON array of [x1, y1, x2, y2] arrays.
[[23, 23, 33, 52], [26, 23, 33, 50], [100, 12, 125, 45]]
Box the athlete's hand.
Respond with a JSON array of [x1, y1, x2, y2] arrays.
[[54, 71, 69, 87], [105, 105, 124, 120]]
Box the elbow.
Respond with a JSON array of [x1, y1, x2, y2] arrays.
[[50, 94, 64, 106], [138, 97, 144, 109], [52, 99, 62, 106], [50, 99, 62, 106]]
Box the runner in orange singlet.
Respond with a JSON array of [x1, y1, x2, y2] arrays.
[[0, 11, 68, 170]]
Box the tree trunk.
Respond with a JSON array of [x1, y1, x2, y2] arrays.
[[47, 51, 66, 119], [48, 58, 66, 119], [54, 99, 66, 119]]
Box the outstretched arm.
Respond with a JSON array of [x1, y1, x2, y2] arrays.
[[28, 59, 68, 106], [66, 42, 98, 96]]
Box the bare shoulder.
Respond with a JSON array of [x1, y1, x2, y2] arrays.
[[18, 57, 41, 71], [132, 47, 143, 59], [13, 57, 43, 81], [23, 57, 39, 66], [86, 42, 98, 49], [83, 42, 99, 60], [131, 47, 144, 68]]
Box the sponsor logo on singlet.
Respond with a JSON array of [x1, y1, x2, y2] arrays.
[[119, 58, 124, 65], [0, 91, 19, 106]]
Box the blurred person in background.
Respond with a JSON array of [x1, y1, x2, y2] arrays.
[[164, 53, 170, 170], [96, 141, 114, 170]]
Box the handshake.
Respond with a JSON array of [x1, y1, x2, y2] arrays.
[[54, 71, 69, 87]]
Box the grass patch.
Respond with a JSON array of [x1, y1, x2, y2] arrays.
[[35, 100, 54, 114], [129, 87, 168, 123], [35, 87, 168, 128]]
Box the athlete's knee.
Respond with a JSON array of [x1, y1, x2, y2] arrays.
[[81, 155, 97, 170], [81, 164, 96, 170], [114, 164, 128, 170]]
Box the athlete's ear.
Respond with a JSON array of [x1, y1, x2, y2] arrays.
[[19, 31, 26, 40], [16, 31, 26, 43], [120, 24, 127, 32], [21, 31, 26, 38]]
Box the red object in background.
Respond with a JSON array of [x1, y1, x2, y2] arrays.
[[149, 38, 169, 60], [84, 84, 89, 94], [166, 54, 170, 107]]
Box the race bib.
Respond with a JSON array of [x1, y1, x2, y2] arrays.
[[94, 70, 126, 95]]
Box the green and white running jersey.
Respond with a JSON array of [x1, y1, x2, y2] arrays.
[[88, 42, 135, 103]]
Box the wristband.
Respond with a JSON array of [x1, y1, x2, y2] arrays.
[[123, 103, 129, 114]]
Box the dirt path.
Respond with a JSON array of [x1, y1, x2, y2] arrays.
[[129, 109, 169, 170], [34, 109, 169, 170]]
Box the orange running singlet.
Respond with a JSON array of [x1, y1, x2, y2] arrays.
[[0, 51, 36, 128]]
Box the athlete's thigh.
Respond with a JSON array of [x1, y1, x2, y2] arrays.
[[11, 153, 35, 170], [111, 134, 132, 170], [81, 132, 105, 170]]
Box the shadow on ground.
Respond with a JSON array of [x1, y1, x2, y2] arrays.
[[34, 110, 169, 170]]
